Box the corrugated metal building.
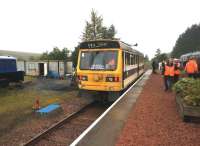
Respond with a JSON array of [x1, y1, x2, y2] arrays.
[[17, 60, 73, 77]]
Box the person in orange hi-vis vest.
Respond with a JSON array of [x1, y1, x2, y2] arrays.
[[174, 59, 181, 83], [163, 60, 170, 91], [163, 59, 174, 91], [168, 59, 175, 89], [185, 57, 198, 78]]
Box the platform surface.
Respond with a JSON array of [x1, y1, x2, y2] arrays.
[[73, 70, 151, 146], [116, 73, 200, 146]]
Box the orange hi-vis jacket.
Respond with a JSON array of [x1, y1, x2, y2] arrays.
[[174, 63, 181, 75], [174, 69, 180, 75], [164, 65, 170, 76], [185, 60, 198, 74], [169, 66, 175, 76], [164, 65, 175, 76]]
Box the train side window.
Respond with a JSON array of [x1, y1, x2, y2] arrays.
[[130, 54, 133, 65], [136, 55, 138, 64], [133, 55, 136, 64], [125, 52, 130, 65]]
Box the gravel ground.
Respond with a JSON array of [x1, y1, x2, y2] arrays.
[[116, 74, 200, 146], [36, 103, 108, 146]]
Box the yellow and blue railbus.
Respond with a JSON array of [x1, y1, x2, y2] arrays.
[[77, 40, 144, 101]]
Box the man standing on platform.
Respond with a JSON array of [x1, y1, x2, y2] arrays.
[[185, 57, 198, 78]]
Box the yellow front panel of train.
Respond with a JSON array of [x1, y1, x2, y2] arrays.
[[77, 49, 123, 91]]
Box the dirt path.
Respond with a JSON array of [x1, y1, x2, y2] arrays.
[[116, 74, 200, 146]]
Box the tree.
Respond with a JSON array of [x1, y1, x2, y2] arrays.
[[40, 51, 49, 60], [155, 48, 161, 58], [72, 9, 117, 68], [82, 9, 116, 41], [40, 47, 70, 60], [71, 45, 80, 68], [171, 24, 200, 58], [156, 53, 168, 62], [152, 49, 168, 62]]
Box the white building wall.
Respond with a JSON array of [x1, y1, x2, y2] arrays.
[[17, 61, 25, 71], [26, 62, 39, 76], [59, 61, 64, 76], [16, 60, 73, 76]]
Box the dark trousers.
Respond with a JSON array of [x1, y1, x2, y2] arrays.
[[164, 76, 169, 90], [188, 73, 196, 78], [168, 76, 174, 89], [164, 76, 174, 90]]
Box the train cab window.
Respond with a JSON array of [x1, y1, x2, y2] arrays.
[[80, 51, 118, 70]]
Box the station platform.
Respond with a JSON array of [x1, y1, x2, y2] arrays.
[[116, 73, 200, 146], [71, 70, 151, 146]]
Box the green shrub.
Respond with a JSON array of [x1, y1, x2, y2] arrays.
[[173, 78, 200, 106]]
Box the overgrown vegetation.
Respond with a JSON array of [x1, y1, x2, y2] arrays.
[[173, 78, 200, 106]]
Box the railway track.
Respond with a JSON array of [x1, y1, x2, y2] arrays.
[[22, 102, 109, 146]]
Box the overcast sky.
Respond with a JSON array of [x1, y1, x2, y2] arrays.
[[0, 0, 200, 58]]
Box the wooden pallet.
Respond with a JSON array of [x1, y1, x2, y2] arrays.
[[176, 96, 200, 122]]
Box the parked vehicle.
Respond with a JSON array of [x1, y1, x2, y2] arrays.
[[0, 56, 24, 86]]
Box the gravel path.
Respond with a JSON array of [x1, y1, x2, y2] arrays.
[[116, 74, 200, 146]]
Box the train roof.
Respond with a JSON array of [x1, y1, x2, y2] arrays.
[[0, 56, 16, 60], [79, 40, 143, 56], [180, 51, 200, 61]]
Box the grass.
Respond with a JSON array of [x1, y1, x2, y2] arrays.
[[0, 78, 77, 137]]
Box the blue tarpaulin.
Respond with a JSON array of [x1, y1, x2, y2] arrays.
[[36, 104, 61, 114]]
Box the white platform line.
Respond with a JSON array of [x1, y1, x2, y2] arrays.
[[70, 72, 148, 146]]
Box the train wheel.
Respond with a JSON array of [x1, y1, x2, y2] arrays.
[[78, 89, 94, 102]]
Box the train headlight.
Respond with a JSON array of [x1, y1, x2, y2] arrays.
[[106, 76, 119, 82], [78, 75, 88, 81]]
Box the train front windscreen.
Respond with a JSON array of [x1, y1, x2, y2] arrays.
[[80, 50, 118, 71]]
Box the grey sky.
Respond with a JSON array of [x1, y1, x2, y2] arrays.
[[0, 0, 199, 58]]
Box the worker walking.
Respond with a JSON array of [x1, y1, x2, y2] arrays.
[[163, 59, 174, 91], [168, 60, 175, 89], [185, 57, 198, 78]]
